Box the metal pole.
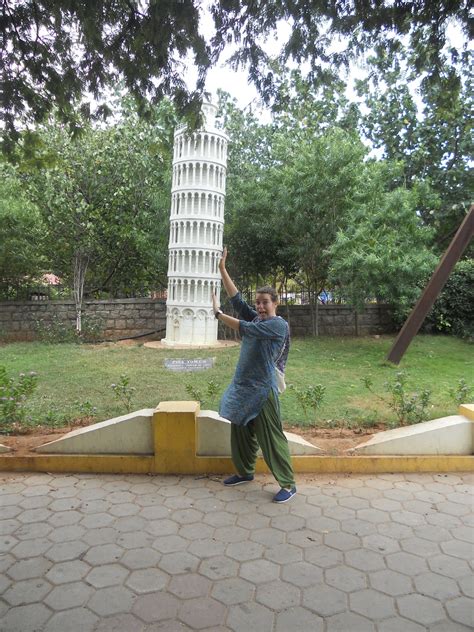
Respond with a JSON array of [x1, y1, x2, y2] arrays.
[[387, 206, 474, 365]]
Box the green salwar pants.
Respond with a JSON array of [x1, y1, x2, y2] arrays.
[[231, 390, 296, 489]]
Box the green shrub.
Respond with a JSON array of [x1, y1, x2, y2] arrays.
[[111, 374, 136, 413], [289, 384, 326, 424], [425, 259, 474, 340], [34, 314, 77, 343], [0, 366, 38, 429], [363, 372, 432, 426]]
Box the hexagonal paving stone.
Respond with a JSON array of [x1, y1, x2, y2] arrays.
[[458, 575, 474, 598], [303, 583, 346, 616], [250, 527, 285, 547], [369, 569, 412, 596], [203, 511, 237, 528], [6, 556, 53, 581], [46, 540, 89, 563], [211, 577, 255, 605], [84, 543, 123, 565], [121, 547, 161, 570], [225, 540, 264, 562], [113, 515, 147, 533], [159, 551, 200, 575], [199, 555, 239, 580], [0, 519, 20, 536], [428, 554, 471, 579], [44, 581, 93, 610], [281, 561, 323, 588], [264, 543, 302, 565], [132, 592, 179, 623], [349, 588, 396, 620], [178, 519, 214, 537], [94, 613, 145, 632], [445, 596, 474, 627], [184, 537, 224, 558], [275, 606, 323, 632], [11, 537, 51, 558], [3, 578, 52, 606], [125, 568, 169, 594], [87, 585, 136, 616], [81, 527, 117, 546], [287, 528, 323, 548], [256, 580, 300, 610], [152, 534, 189, 554], [386, 551, 428, 576], [377, 617, 426, 632], [397, 593, 446, 625], [324, 532, 361, 551], [117, 531, 154, 550], [326, 565, 367, 593], [227, 601, 274, 632], [80, 512, 116, 529], [46, 560, 90, 584], [357, 508, 390, 524], [240, 559, 280, 584], [0, 603, 53, 632], [304, 544, 343, 568], [179, 596, 227, 629], [168, 573, 211, 599], [340, 518, 377, 537], [271, 514, 305, 532], [345, 548, 385, 572], [400, 535, 442, 557], [15, 522, 53, 540], [326, 611, 376, 632], [441, 538, 473, 560], [236, 512, 270, 529], [213, 525, 249, 544], [85, 563, 129, 588], [414, 571, 461, 600]]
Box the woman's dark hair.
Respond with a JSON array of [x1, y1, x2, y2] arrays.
[[256, 286, 279, 303]]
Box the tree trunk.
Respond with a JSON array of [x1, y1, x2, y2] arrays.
[[315, 292, 319, 337], [73, 252, 89, 333]]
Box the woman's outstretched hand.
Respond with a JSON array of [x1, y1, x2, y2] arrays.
[[219, 246, 227, 273]]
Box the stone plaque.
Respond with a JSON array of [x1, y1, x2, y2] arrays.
[[164, 358, 215, 372]]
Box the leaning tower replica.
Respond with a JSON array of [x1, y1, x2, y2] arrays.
[[162, 101, 228, 346]]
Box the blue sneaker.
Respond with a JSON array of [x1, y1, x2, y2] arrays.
[[273, 487, 297, 503], [223, 474, 254, 486]]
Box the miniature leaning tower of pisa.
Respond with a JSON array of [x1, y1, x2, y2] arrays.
[[162, 101, 228, 346]]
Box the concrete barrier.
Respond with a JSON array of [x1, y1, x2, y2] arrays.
[[351, 411, 473, 456]]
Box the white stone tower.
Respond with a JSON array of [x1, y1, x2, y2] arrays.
[[162, 101, 228, 346]]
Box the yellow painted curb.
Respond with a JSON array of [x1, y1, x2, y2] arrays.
[[0, 454, 472, 475], [459, 404, 474, 421], [0, 401, 472, 475]]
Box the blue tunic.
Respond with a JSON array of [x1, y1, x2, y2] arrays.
[[219, 292, 290, 426]]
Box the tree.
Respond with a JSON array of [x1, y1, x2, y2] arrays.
[[328, 162, 438, 327], [356, 50, 473, 251], [24, 98, 175, 331], [274, 128, 367, 334], [3, 1, 470, 151], [0, 162, 46, 298]]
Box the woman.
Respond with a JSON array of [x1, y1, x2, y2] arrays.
[[212, 248, 296, 503]]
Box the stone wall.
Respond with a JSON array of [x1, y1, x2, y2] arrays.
[[277, 304, 395, 337], [0, 299, 394, 342], [0, 299, 167, 341]]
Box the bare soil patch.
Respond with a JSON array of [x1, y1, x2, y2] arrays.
[[0, 421, 383, 457]]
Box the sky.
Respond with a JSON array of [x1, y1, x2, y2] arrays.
[[181, 7, 467, 123]]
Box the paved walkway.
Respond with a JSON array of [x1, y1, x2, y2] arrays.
[[0, 471, 472, 632]]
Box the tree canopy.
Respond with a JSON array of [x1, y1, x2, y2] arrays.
[[2, 0, 471, 151]]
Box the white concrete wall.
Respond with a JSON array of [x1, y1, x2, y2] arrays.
[[351, 415, 473, 455]]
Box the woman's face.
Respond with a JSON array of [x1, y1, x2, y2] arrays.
[[255, 293, 277, 319]]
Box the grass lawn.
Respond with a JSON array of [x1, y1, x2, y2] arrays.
[[0, 334, 472, 432]]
